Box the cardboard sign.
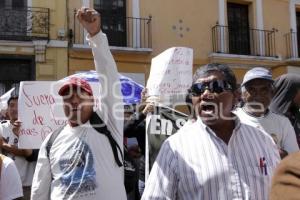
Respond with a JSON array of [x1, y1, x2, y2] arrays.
[[18, 81, 100, 149], [146, 47, 193, 97]]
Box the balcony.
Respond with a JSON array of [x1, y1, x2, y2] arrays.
[[0, 7, 49, 41], [71, 12, 152, 50], [212, 25, 277, 58], [284, 30, 300, 60]]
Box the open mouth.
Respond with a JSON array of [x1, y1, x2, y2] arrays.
[[201, 103, 216, 114], [198, 102, 219, 123], [202, 104, 215, 111]]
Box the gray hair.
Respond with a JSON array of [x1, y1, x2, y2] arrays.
[[193, 63, 237, 91]]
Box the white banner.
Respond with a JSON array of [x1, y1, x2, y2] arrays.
[[0, 88, 15, 110], [18, 81, 100, 149], [146, 47, 193, 98]]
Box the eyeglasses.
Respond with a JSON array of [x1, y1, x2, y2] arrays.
[[190, 80, 233, 96]]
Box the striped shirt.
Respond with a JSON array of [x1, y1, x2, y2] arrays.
[[235, 108, 299, 153], [142, 117, 280, 200]]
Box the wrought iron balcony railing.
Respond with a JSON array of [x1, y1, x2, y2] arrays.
[[0, 7, 49, 41], [71, 12, 152, 49], [284, 30, 299, 59], [212, 25, 277, 57]]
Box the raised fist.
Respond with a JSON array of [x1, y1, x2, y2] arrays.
[[76, 7, 101, 37]]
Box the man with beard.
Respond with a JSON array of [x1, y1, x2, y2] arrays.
[[142, 63, 280, 200], [235, 67, 299, 158]]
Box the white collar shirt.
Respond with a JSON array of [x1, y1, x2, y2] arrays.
[[142, 117, 280, 200]]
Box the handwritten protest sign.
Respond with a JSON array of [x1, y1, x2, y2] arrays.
[[18, 81, 100, 149], [146, 47, 193, 98]]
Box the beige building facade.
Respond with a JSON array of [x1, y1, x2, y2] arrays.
[[1, 0, 300, 95], [141, 0, 300, 81], [0, 0, 68, 95], [68, 0, 300, 84]]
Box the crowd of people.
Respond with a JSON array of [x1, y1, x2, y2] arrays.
[[0, 7, 300, 200]]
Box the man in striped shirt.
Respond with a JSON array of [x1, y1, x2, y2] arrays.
[[142, 63, 280, 200]]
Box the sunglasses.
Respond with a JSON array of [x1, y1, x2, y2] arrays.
[[190, 80, 233, 96]]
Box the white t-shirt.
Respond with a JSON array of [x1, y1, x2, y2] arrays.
[[235, 108, 299, 153], [0, 121, 36, 186], [32, 122, 126, 200], [0, 156, 23, 200], [31, 32, 126, 200]]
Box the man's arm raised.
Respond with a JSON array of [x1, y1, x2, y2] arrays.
[[76, 7, 101, 37], [77, 7, 123, 146]]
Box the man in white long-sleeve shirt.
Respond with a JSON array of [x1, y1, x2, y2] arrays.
[[142, 63, 280, 200], [31, 8, 126, 200]]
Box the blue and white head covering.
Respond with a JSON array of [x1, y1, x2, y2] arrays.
[[62, 70, 144, 105]]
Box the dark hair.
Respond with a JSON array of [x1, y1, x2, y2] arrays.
[[124, 104, 135, 114], [192, 63, 237, 91], [270, 74, 300, 115], [7, 95, 18, 106]]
